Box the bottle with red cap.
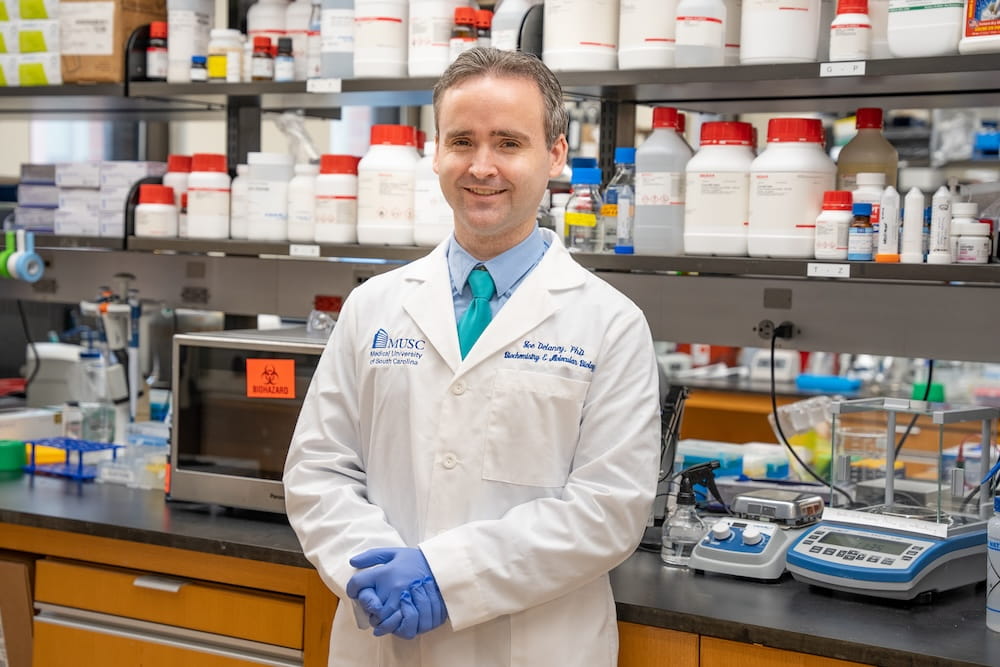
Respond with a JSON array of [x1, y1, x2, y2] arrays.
[[747, 117, 836, 258], [683, 121, 755, 256], [634, 106, 694, 255], [476, 9, 492, 47], [358, 125, 419, 245], [828, 0, 871, 61], [836, 107, 898, 190], [814, 190, 853, 260], [162, 154, 191, 210], [449, 7, 479, 63], [315, 154, 360, 244], [409, 0, 466, 77], [146, 21, 168, 81], [186, 153, 231, 240], [135, 184, 178, 238]]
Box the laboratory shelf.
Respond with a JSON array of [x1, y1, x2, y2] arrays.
[[125, 236, 427, 262], [0, 83, 223, 119], [33, 235, 125, 251]]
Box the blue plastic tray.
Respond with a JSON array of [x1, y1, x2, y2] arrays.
[[24, 437, 123, 481]]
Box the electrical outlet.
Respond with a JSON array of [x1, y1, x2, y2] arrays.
[[755, 319, 774, 340]]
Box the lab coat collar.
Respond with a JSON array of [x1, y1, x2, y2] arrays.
[[402, 228, 585, 376]]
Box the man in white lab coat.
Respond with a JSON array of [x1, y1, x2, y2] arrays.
[[283, 48, 661, 667]]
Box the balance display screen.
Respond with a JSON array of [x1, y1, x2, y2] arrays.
[[817, 532, 909, 555]]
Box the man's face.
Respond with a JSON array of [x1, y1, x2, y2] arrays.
[[434, 75, 567, 252]]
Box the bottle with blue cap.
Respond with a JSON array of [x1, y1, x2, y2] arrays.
[[565, 167, 604, 253], [847, 201, 874, 261], [988, 495, 1000, 631], [602, 147, 636, 254]]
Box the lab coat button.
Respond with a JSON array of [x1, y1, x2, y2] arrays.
[[451, 381, 466, 395], [442, 453, 458, 469]]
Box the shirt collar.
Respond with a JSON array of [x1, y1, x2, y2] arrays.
[[448, 226, 548, 298]]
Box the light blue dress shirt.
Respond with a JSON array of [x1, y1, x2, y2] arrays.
[[447, 226, 550, 324]]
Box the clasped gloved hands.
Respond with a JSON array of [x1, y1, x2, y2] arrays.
[[346, 547, 448, 640]]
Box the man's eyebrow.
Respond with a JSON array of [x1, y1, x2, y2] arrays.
[[441, 129, 532, 142]]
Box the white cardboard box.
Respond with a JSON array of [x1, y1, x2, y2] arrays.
[[16, 51, 59, 85], [55, 161, 101, 188], [57, 186, 100, 212], [54, 206, 99, 236], [100, 161, 166, 188]]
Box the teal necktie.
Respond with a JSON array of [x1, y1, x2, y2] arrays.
[[457, 267, 496, 359]]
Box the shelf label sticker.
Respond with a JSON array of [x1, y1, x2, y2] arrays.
[[246, 359, 296, 399], [307, 78, 342, 93], [289, 243, 321, 257], [807, 262, 851, 278], [819, 61, 866, 77]]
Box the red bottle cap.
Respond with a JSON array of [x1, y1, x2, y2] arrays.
[[167, 154, 191, 173], [855, 107, 883, 129], [836, 0, 868, 14], [700, 121, 753, 146], [138, 184, 175, 205], [766, 117, 824, 143], [476, 9, 493, 28], [253, 36, 271, 50], [191, 153, 227, 172], [821, 190, 853, 210], [149, 21, 167, 39], [370, 124, 417, 147], [454, 7, 476, 25], [319, 154, 360, 174], [651, 107, 679, 130]]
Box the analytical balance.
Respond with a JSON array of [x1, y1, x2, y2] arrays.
[[785, 397, 999, 600], [689, 488, 825, 581]]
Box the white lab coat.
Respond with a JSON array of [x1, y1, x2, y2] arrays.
[[284, 228, 660, 667]]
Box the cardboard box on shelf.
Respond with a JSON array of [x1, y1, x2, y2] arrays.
[[55, 161, 100, 188], [17, 17, 58, 52], [0, 53, 15, 85], [0, 551, 35, 667], [60, 0, 165, 83], [16, 51, 59, 84], [54, 206, 99, 236], [19, 0, 59, 19]]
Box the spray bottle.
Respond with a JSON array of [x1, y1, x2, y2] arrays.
[[662, 460, 723, 568]]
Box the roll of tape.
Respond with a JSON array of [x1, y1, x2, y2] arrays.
[[0, 439, 26, 472]]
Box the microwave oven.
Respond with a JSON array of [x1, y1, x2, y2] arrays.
[[169, 327, 327, 513]]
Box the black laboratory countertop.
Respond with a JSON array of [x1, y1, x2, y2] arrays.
[[1, 475, 998, 667]]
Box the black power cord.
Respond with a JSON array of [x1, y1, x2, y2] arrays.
[[16, 299, 40, 393], [893, 359, 935, 459], [767, 325, 853, 505]]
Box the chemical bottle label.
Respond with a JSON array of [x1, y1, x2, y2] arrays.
[[674, 15, 724, 48], [565, 212, 598, 227], [357, 172, 415, 224], [685, 171, 748, 226], [601, 204, 618, 217], [409, 8, 452, 49], [964, 0, 1000, 37], [355, 14, 406, 50], [315, 195, 358, 228], [322, 9, 355, 52], [636, 171, 685, 206]]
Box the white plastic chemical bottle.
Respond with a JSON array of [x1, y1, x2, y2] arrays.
[[413, 138, 454, 247], [320, 0, 354, 78], [618, 0, 679, 68], [886, 0, 963, 57], [674, 0, 726, 67], [950, 202, 987, 264], [747, 117, 836, 258], [247, 0, 288, 58], [186, 153, 231, 239], [491, 0, 541, 51], [287, 163, 320, 243], [602, 147, 636, 254], [167, 0, 214, 83], [988, 496, 1000, 632], [247, 152, 295, 242], [354, 0, 408, 77], [869, 0, 890, 57], [135, 185, 178, 238], [550, 192, 570, 242], [740, 0, 821, 63], [314, 154, 360, 243], [723, 0, 741, 64], [899, 186, 925, 263], [836, 107, 898, 190], [683, 121, 755, 256], [543, 0, 619, 71], [357, 125, 419, 245], [229, 164, 251, 240], [409, 0, 465, 76], [162, 154, 191, 210], [851, 172, 884, 245], [286, 0, 314, 80], [828, 0, 871, 61], [634, 107, 694, 255], [814, 189, 853, 260], [927, 185, 952, 264], [960, 0, 1000, 53], [875, 184, 900, 262]]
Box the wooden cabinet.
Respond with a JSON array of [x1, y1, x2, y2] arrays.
[[618, 621, 699, 667], [701, 637, 871, 667]]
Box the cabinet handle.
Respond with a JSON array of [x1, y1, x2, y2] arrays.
[[132, 575, 188, 593]]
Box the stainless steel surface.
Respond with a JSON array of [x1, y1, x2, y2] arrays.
[[731, 489, 824, 527]]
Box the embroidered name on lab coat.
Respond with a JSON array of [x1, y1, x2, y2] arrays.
[[503, 339, 597, 372]]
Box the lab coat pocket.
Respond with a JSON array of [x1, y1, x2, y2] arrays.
[[483, 369, 589, 487]]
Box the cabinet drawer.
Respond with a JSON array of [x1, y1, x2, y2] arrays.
[[34, 559, 303, 649]]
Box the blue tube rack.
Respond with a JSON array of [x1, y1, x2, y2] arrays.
[[24, 437, 123, 481]]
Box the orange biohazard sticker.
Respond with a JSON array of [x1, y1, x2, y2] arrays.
[[246, 359, 296, 399]]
